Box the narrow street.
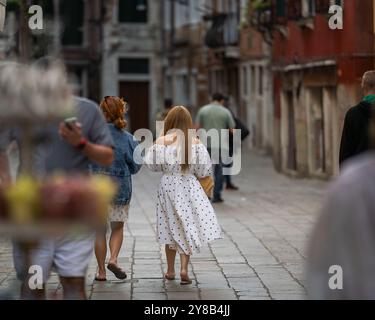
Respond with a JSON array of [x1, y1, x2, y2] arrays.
[[0, 151, 327, 300]]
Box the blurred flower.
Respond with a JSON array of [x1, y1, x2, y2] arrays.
[[0, 62, 74, 122]]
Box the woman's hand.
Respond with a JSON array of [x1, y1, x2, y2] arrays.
[[155, 134, 177, 146]]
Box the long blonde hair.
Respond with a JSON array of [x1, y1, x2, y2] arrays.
[[163, 106, 194, 172]]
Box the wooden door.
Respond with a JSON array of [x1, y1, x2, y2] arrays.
[[286, 91, 297, 171], [119, 81, 150, 133]]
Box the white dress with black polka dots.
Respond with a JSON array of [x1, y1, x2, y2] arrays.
[[145, 143, 222, 255]]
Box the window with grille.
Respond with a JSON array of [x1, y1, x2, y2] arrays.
[[119, 0, 148, 24], [60, 0, 84, 46], [119, 58, 149, 74]]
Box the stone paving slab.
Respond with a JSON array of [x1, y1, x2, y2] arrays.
[[0, 152, 326, 300]]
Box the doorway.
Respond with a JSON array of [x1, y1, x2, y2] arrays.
[[309, 87, 326, 175], [286, 91, 297, 171], [119, 81, 150, 133]]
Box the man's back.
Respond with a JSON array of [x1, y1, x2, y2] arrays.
[[196, 103, 235, 132], [339, 101, 374, 166], [196, 102, 235, 153], [35, 97, 113, 175]]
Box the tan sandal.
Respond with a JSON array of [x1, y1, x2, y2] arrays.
[[180, 274, 192, 285], [165, 273, 176, 281], [107, 263, 127, 280]]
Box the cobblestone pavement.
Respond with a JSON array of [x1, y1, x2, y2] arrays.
[[0, 152, 327, 300]]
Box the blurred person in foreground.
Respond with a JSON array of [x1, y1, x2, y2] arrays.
[[1, 59, 114, 300], [307, 114, 375, 299], [339, 70, 375, 167], [222, 96, 250, 191], [92, 96, 141, 281], [0, 62, 19, 186], [0, 130, 13, 186], [195, 93, 236, 203]]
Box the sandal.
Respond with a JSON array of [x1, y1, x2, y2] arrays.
[[94, 276, 107, 282], [107, 263, 127, 280], [180, 278, 192, 285], [180, 274, 192, 285], [165, 273, 176, 281]]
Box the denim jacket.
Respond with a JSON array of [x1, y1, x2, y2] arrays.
[[90, 124, 142, 206]]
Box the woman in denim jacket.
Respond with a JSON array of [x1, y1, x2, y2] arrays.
[[92, 96, 141, 281]]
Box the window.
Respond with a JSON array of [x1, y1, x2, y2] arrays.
[[250, 66, 256, 96], [315, 0, 344, 14], [191, 73, 197, 107], [330, 0, 344, 7], [35, 0, 54, 17], [60, 0, 84, 46], [190, 0, 203, 25], [175, 0, 191, 28], [165, 75, 173, 99], [275, 0, 287, 17], [242, 66, 248, 96], [67, 66, 87, 97], [119, 58, 149, 74], [224, 0, 239, 45], [274, 0, 287, 23], [175, 73, 189, 106], [301, 0, 316, 18], [259, 67, 263, 96], [119, 0, 148, 24]]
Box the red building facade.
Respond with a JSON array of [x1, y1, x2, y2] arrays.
[[266, 0, 375, 178]]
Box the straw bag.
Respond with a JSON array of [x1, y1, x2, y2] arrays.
[[198, 176, 214, 199]]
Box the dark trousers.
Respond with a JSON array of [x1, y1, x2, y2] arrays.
[[213, 162, 223, 200], [208, 148, 223, 200], [223, 162, 233, 186]]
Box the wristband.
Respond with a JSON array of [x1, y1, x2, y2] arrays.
[[76, 137, 88, 150]]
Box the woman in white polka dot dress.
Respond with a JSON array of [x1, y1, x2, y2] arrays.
[[145, 106, 222, 285]]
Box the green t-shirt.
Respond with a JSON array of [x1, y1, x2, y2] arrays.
[[363, 94, 375, 105], [195, 102, 236, 151]]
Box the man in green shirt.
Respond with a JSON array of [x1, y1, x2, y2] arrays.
[[196, 93, 236, 203]]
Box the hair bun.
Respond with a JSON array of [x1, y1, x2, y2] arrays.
[[114, 118, 126, 130]]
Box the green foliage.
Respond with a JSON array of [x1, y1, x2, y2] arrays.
[[6, 0, 21, 12], [251, 0, 271, 11]]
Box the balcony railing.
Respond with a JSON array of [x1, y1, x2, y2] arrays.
[[315, 0, 331, 14], [251, 0, 333, 30], [289, 0, 302, 20], [205, 12, 239, 49]]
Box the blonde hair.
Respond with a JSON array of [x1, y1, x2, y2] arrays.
[[163, 106, 194, 172], [100, 96, 127, 130]]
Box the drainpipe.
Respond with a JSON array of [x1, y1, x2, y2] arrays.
[[187, 3, 192, 109], [170, 0, 175, 100], [19, 0, 31, 62], [53, 0, 61, 56]]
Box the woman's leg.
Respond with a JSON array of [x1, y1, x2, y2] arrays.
[[180, 254, 192, 284], [165, 245, 177, 279], [108, 222, 124, 265], [94, 229, 107, 280]]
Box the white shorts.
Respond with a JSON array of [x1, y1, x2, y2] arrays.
[[13, 234, 94, 283], [109, 204, 129, 223]]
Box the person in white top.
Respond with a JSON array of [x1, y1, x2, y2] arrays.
[[145, 106, 222, 285]]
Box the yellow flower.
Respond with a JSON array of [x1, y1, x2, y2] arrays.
[[5, 176, 40, 224]]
